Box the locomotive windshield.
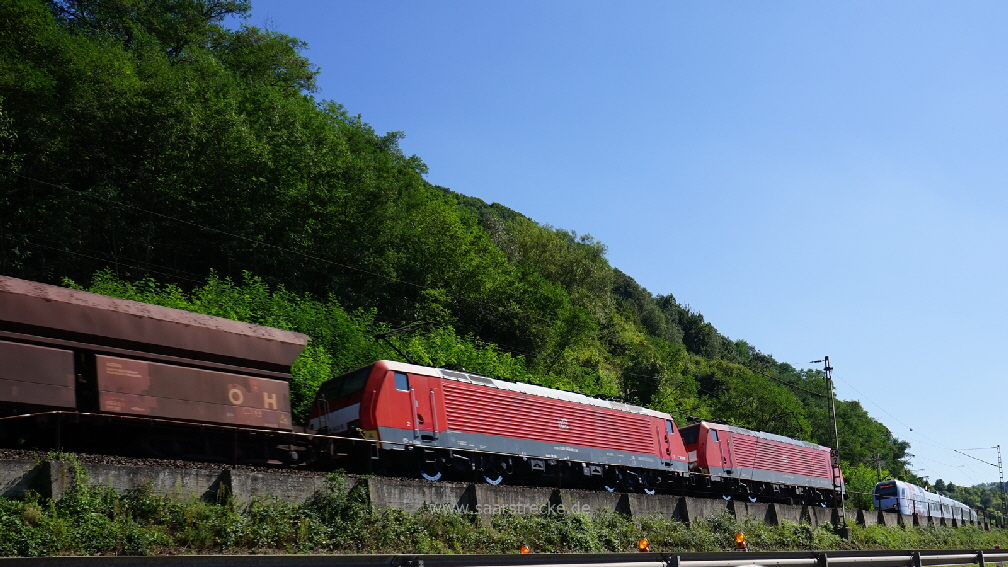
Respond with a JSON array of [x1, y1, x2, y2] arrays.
[[318, 365, 372, 401], [875, 483, 898, 498]]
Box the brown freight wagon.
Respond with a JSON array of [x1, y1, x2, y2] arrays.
[[0, 276, 309, 463]]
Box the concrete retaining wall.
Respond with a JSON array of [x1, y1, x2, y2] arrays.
[[732, 501, 776, 525], [0, 458, 979, 529], [805, 505, 833, 527], [368, 477, 471, 513], [878, 511, 899, 527], [775, 503, 803, 524], [681, 495, 732, 523], [0, 459, 39, 499], [626, 493, 681, 519]]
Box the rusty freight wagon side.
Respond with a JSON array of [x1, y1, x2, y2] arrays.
[[0, 276, 309, 462], [95, 355, 292, 429], [0, 340, 76, 410]]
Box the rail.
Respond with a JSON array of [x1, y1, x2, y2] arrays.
[[1, 550, 1007, 567]]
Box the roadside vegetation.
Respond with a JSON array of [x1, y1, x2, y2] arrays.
[[0, 469, 1005, 557]]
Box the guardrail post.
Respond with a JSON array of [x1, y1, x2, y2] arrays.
[[816, 551, 828, 567], [912, 551, 922, 567], [665, 554, 681, 567], [979, 550, 986, 567]]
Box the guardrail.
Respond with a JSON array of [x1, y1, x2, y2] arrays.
[[1, 550, 1007, 567]]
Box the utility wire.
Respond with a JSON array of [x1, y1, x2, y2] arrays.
[[954, 448, 999, 469], [0, 172, 916, 440], [832, 373, 988, 483]]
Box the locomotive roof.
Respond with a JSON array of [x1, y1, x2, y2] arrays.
[[380, 360, 673, 420], [0, 276, 309, 369], [686, 420, 833, 451]]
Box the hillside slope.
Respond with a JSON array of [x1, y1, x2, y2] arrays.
[[1, 0, 917, 497]]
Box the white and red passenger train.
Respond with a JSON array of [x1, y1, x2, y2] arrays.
[[0, 275, 843, 504]]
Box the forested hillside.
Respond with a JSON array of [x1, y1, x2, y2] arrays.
[[1, 0, 926, 504]]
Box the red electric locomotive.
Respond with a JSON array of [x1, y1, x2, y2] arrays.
[[310, 360, 690, 491], [679, 421, 842, 505]]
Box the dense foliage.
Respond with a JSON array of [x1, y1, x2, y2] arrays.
[[0, 0, 938, 491]]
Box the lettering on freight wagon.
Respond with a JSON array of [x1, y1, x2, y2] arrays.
[[228, 388, 280, 411]]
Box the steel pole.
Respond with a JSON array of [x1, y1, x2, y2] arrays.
[[824, 356, 844, 522], [998, 445, 1005, 527]]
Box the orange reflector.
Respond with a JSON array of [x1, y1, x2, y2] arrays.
[[735, 532, 747, 550], [519, 545, 531, 554], [638, 538, 651, 552]]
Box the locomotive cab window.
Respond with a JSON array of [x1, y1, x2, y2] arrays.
[[394, 372, 410, 392], [666, 420, 675, 434], [342, 367, 370, 396], [318, 365, 372, 401], [710, 430, 719, 442]]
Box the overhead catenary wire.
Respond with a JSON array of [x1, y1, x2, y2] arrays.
[[6, 170, 811, 396], [831, 373, 987, 484], [1, 170, 930, 471]]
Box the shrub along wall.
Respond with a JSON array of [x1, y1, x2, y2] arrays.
[[1, 462, 1007, 557]]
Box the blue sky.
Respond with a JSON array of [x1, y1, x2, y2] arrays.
[[238, 1, 1008, 486]]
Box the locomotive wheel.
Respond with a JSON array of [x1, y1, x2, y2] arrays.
[[417, 450, 447, 481], [479, 455, 510, 485], [640, 471, 659, 495], [420, 464, 443, 481]]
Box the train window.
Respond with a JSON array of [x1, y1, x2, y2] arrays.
[[679, 426, 699, 445], [394, 372, 410, 392], [710, 430, 719, 442], [339, 367, 371, 396], [666, 420, 675, 434]]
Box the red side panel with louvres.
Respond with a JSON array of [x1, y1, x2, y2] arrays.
[[728, 430, 833, 480], [439, 379, 658, 455]]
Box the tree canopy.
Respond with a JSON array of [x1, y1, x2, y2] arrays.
[[1, 0, 920, 484]]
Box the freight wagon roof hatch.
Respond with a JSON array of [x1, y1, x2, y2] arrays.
[[0, 276, 309, 368], [380, 360, 672, 419]]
